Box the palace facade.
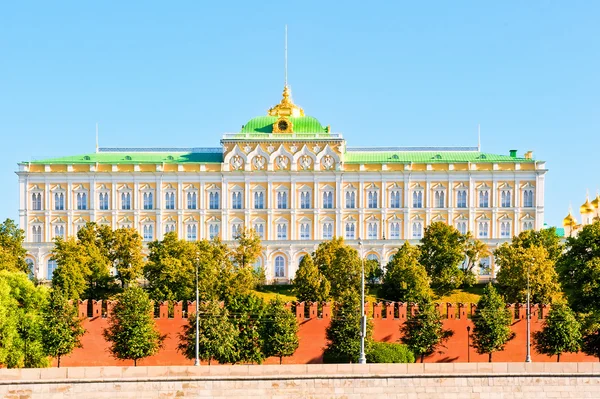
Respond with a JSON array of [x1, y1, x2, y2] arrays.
[[17, 86, 547, 282]]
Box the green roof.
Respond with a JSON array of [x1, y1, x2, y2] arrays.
[[27, 152, 222, 164], [241, 116, 328, 134], [555, 227, 565, 238], [344, 151, 537, 164]]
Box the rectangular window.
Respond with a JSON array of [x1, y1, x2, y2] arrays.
[[501, 191, 511, 208], [209, 224, 219, 239], [367, 223, 377, 239], [300, 192, 310, 209], [254, 192, 264, 209], [457, 190, 467, 208], [231, 223, 241, 238], [121, 193, 131, 210], [322, 192, 333, 209], [412, 222, 422, 239], [390, 191, 401, 208], [143, 225, 154, 241], [390, 222, 400, 239], [99, 193, 109, 210], [187, 192, 197, 210], [456, 221, 467, 235], [412, 191, 423, 208], [76, 192, 87, 210], [54, 193, 65, 211], [232, 192, 242, 209], [209, 192, 220, 209], [500, 222, 511, 238], [523, 190, 534, 207], [434, 191, 445, 208], [277, 224, 287, 240], [143, 192, 154, 210], [165, 192, 175, 210], [254, 223, 264, 239], [345, 223, 355, 239], [300, 223, 310, 239], [186, 224, 197, 241], [277, 192, 288, 209], [367, 191, 378, 208], [345, 191, 356, 209], [32, 193, 42, 211], [479, 191, 489, 208], [478, 221, 489, 238], [322, 223, 333, 239]]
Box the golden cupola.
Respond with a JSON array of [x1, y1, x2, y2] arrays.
[[592, 193, 600, 209], [563, 212, 577, 227], [268, 85, 305, 118], [580, 197, 595, 214]]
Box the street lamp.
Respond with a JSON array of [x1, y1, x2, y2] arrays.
[[525, 257, 533, 363], [194, 253, 200, 366], [358, 238, 367, 364], [466, 326, 471, 363]]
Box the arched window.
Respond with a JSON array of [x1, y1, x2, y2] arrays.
[[367, 222, 377, 239], [300, 191, 311, 209], [209, 192, 220, 209], [479, 191, 489, 208], [390, 222, 400, 239], [253, 223, 264, 239], [32, 226, 42, 243], [457, 190, 467, 208], [143, 224, 154, 241], [501, 191, 511, 208], [434, 191, 445, 208], [478, 221, 489, 238], [165, 223, 176, 234], [232, 192, 242, 209], [54, 193, 65, 210], [346, 191, 356, 208], [209, 223, 219, 239], [277, 192, 288, 209], [47, 259, 57, 280], [277, 223, 287, 240], [456, 221, 467, 235], [367, 191, 378, 208], [300, 223, 310, 239], [54, 225, 65, 239], [76, 192, 87, 210], [143, 192, 153, 210], [26, 259, 35, 279], [231, 223, 242, 238], [524, 190, 534, 207], [274, 256, 286, 278], [390, 191, 401, 208], [187, 192, 197, 209], [186, 224, 197, 241], [412, 222, 422, 239], [322, 223, 333, 239], [254, 192, 264, 209], [345, 222, 355, 239], [322, 191, 333, 209], [500, 222, 510, 238], [121, 192, 131, 210], [165, 192, 175, 209], [412, 191, 423, 208], [523, 221, 534, 231], [32, 193, 42, 210]]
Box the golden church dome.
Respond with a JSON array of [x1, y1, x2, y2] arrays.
[[563, 212, 577, 227], [580, 199, 595, 214], [592, 194, 600, 209]]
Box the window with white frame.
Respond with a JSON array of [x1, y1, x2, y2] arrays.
[[121, 192, 131, 210], [232, 191, 243, 210], [54, 225, 65, 239], [523, 221, 534, 231], [390, 222, 400, 239], [186, 224, 197, 241], [31, 192, 42, 211], [434, 190, 445, 208], [231, 223, 242, 238], [412, 191, 423, 208], [456, 221, 467, 235], [253, 223, 265, 239], [523, 189, 534, 207], [99, 192, 109, 210], [32, 225, 42, 242], [300, 191, 311, 209], [208, 223, 220, 239], [322, 222, 333, 239], [300, 223, 310, 239], [47, 259, 57, 280], [500, 221, 511, 238], [274, 255, 286, 278], [276, 223, 288, 240], [479, 190, 489, 208], [277, 191, 288, 209], [322, 191, 333, 209], [143, 192, 154, 210], [345, 222, 356, 239], [367, 222, 378, 239], [165, 192, 175, 210], [164, 223, 176, 234], [142, 224, 154, 241], [456, 190, 467, 208], [479, 257, 491, 276], [254, 191, 264, 209], [76, 192, 87, 210], [119, 218, 132, 229], [209, 191, 220, 209], [412, 222, 423, 239], [187, 191, 197, 209], [390, 190, 401, 208], [367, 190, 378, 208], [345, 191, 356, 208], [54, 192, 65, 211], [26, 259, 34, 279], [478, 221, 489, 238], [501, 190, 511, 208]]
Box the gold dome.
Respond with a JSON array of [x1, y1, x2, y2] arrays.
[[580, 199, 595, 214], [592, 194, 600, 209], [563, 212, 577, 227]]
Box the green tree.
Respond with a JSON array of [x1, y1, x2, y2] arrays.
[[0, 271, 49, 368], [366, 342, 415, 364], [419, 222, 467, 296], [103, 285, 164, 366], [178, 301, 238, 365], [495, 244, 561, 304], [533, 301, 582, 362], [0, 219, 28, 273], [261, 298, 299, 364], [51, 237, 89, 300], [365, 257, 383, 285], [226, 293, 266, 364], [41, 288, 86, 367], [323, 289, 373, 363], [231, 228, 263, 270], [582, 312, 600, 360], [557, 221, 600, 313], [462, 237, 490, 287], [512, 227, 564, 263], [76, 223, 114, 298], [314, 237, 361, 299], [380, 242, 433, 303], [109, 228, 144, 288], [400, 301, 453, 363], [292, 255, 330, 303], [471, 283, 514, 362]]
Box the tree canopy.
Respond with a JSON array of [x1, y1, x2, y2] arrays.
[[292, 255, 330, 303], [261, 298, 299, 364], [0, 219, 28, 274], [313, 238, 361, 300], [379, 242, 432, 303], [533, 301, 581, 362]]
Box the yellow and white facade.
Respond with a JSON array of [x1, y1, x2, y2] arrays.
[[17, 86, 547, 282]]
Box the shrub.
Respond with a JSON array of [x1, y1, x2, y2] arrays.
[[366, 342, 415, 363]]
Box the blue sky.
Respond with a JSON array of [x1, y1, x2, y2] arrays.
[[1, 1, 598, 227]]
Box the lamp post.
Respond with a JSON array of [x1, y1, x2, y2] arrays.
[[194, 253, 200, 366], [358, 238, 367, 365], [525, 257, 532, 363], [466, 326, 471, 363]]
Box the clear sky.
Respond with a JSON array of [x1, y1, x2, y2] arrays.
[[1, 1, 598, 228]]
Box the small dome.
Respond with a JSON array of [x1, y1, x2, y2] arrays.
[[563, 212, 577, 227], [580, 199, 595, 214], [592, 194, 600, 209]]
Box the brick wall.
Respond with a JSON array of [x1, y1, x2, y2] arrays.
[[56, 300, 598, 367]]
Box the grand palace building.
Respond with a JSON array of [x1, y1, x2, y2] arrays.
[[17, 85, 547, 282]]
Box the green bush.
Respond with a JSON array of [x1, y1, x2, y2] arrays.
[[366, 342, 415, 363]]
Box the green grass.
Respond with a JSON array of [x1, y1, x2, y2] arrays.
[[253, 285, 296, 303], [436, 284, 486, 304]]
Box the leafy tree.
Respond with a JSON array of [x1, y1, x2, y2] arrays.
[[178, 300, 238, 365], [231, 228, 263, 270], [365, 258, 383, 285], [109, 228, 144, 288], [419, 222, 467, 295], [511, 227, 564, 263], [314, 238, 361, 299], [261, 298, 299, 364], [76, 223, 114, 298], [462, 237, 490, 287], [103, 285, 164, 366], [400, 300, 453, 363], [582, 312, 600, 360], [292, 255, 330, 302], [0, 219, 28, 273], [226, 293, 267, 364], [41, 288, 86, 367], [366, 342, 415, 364], [379, 242, 433, 303], [323, 289, 373, 363], [495, 244, 561, 304], [51, 237, 89, 300], [471, 283, 514, 362], [0, 271, 49, 368], [557, 221, 600, 312], [533, 301, 581, 362]]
